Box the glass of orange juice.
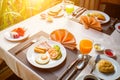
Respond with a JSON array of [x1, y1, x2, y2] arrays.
[[79, 39, 93, 55]]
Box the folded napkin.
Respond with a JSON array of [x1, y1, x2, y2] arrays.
[[80, 15, 102, 31], [50, 29, 76, 50]]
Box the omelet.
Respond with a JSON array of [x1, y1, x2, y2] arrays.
[[88, 12, 106, 21]]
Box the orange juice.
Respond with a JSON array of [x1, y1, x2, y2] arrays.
[[79, 39, 93, 54]]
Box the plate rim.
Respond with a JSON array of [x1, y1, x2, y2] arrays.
[[26, 36, 67, 69], [4, 30, 29, 41], [82, 10, 110, 24], [93, 55, 120, 80]]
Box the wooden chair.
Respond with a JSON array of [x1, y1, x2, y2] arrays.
[[76, 0, 120, 19], [77, 0, 100, 10], [99, 0, 120, 19]]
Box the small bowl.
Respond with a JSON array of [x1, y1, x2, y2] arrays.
[[104, 49, 115, 58], [115, 23, 120, 33], [94, 43, 104, 52]]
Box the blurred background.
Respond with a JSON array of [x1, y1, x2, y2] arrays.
[[0, 0, 120, 80], [0, 0, 62, 31]]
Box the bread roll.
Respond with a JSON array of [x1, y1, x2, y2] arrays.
[[98, 59, 114, 73], [34, 46, 46, 53], [89, 12, 106, 21]]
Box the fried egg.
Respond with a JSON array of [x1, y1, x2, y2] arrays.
[[35, 54, 50, 65]]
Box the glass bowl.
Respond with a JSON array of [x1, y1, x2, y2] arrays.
[[94, 43, 104, 52]]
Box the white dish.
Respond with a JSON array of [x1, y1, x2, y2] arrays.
[[4, 29, 29, 41], [54, 10, 64, 18], [94, 43, 104, 52], [115, 23, 120, 33], [26, 36, 67, 69], [93, 55, 120, 80], [82, 10, 110, 24]]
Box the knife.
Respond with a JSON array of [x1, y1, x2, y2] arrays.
[[14, 39, 38, 55], [91, 54, 101, 73], [75, 8, 86, 18], [109, 18, 118, 30], [72, 7, 84, 16], [65, 61, 85, 80], [57, 58, 79, 80]]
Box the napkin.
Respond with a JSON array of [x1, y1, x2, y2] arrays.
[[50, 29, 76, 50], [80, 15, 102, 31]]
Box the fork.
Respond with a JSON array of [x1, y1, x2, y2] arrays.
[[72, 7, 84, 16], [65, 61, 85, 80], [57, 54, 83, 80], [74, 8, 86, 18], [15, 39, 38, 55]]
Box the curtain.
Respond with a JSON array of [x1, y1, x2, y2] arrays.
[[78, 0, 100, 10]]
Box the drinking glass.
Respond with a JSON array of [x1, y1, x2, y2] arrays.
[[79, 39, 93, 60], [65, 1, 74, 17]]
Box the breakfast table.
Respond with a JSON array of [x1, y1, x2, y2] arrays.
[[0, 3, 120, 80]]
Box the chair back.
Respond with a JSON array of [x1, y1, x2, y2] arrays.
[[99, 0, 120, 19], [78, 0, 100, 10]]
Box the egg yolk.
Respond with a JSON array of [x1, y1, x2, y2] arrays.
[[41, 55, 48, 60]]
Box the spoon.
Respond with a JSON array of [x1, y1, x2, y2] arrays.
[[57, 54, 83, 80], [15, 39, 38, 55], [66, 60, 85, 80]]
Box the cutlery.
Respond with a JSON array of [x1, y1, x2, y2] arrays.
[[75, 8, 86, 18], [15, 39, 38, 55], [91, 54, 101, 73], [57, 54, 83, 80], [72, 7, 84, 16], [66, 60, 85, 80], [109, 18, 118, 30]]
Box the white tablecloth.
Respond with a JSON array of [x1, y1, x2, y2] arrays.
[[0, 4, 120, 80]]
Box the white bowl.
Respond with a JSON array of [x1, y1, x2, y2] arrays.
[[115, 23, 120, 33], [94, 43, 104, 52], [104, 49, 115, 58]]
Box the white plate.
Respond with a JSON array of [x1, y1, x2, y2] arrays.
[[115, 23, 120, 33], [82, 10, 110, 24], [26, 36, 67, 69], [53, 11, 64, 18], [4, 29, 29, 41], [93, 55, 120, 80]]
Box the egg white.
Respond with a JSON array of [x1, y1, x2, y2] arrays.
[[35, 54, 50, 65]]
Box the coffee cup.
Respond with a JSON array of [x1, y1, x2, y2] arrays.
[[83, 74, 100, 80]]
